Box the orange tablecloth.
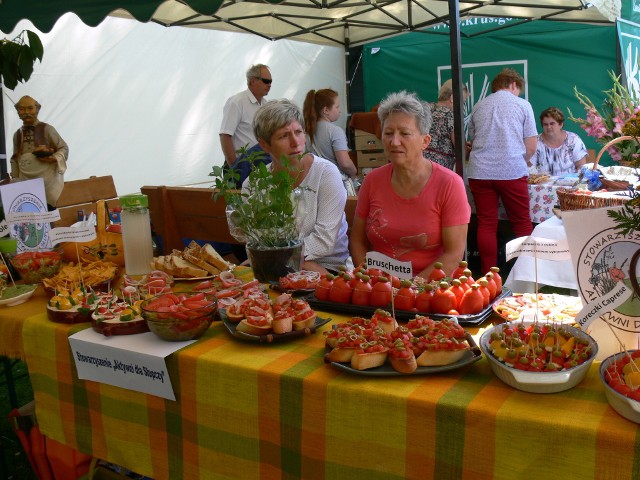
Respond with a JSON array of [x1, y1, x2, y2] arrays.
[[2, 273, 640, 479]]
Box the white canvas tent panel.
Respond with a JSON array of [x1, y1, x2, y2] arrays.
[[109, 0, 614, 47], [2, 13, 345, 196]]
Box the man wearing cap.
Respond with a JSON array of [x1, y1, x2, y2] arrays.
[[10, 95, 69, 207], [219, 64, 272, 167]]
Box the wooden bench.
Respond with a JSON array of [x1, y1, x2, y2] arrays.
[[140, 185, 358, 255], [53, 175, 119, 227]]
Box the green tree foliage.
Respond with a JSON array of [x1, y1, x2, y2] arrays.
[[0, 30, 44, 90]]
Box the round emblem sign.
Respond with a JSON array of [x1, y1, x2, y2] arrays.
[[8, 193, 49, 250], [575, 226, 640, 359]]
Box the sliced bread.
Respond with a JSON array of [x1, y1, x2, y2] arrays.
[[200, 243, 231, 272], [171, 255, 208, 278]]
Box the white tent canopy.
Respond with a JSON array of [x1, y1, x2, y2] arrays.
[[111, 0, 615, 47], [1, 0, 617, 195], [2, 14, 345, 195]]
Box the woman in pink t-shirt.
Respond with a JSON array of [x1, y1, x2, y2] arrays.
[[350, 91, 471, 279]]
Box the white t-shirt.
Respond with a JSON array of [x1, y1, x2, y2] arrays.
[[467, 90, 538, 180], [219, 89, 265, 153]]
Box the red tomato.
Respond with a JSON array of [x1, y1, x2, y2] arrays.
[[458, 276, 471, 293], [458, 284, 484, 314], [351, 275, 372, 306], [483, 273, 498, 300], [314, 273, 334, 301], [427, 262, 447, 282], [462, 269, 475, 285], [367, 268, 384, 285], [414, 285, 433, 313], [450, 260, 468, 279], [370, 277, 392, 308], [489, 267, 503, 294], [431, 281, 456, 314], [329, 273, 353, 304], [394, 279, 415, 311], [477, 280, 490, 308], [448, 279, 465, 309]]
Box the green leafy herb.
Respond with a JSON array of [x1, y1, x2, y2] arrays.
[[210, 147, 304, 248]]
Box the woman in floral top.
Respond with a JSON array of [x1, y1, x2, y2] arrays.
[[423, 79, 468, 171], [531, 107, 588, 175]]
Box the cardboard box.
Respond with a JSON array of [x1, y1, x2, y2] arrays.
[[354, 129, 383, 151], [356, 150, 387, 168]]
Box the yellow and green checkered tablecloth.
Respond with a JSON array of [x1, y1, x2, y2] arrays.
[[3, 270, 640, 479]]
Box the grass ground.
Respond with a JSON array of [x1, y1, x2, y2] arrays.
[[0, 359, 38, 480]]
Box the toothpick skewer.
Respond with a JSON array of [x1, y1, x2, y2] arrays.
[[0, 252, 17, 287], [603, 319, 640, 373]]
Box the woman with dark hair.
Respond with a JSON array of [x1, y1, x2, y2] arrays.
[[531, 106, 588, 175], [302, 89, 357, 187]]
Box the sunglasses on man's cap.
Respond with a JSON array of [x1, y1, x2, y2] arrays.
[[257, 77, 272, 85]]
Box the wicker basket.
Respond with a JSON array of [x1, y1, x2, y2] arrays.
[[556, 188, 629, 211], [556, 136, 635, 210]]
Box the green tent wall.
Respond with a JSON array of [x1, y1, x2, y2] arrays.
[[359, 21, 617, 163]]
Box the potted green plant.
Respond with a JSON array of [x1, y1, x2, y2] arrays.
[[0, 30, 43, 90], [210, 149, 304, 282]]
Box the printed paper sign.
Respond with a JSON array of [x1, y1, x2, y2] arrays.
[[574, 283, 633, 329], [365, 251, 413, 279], [69, 329, 196, 400], [6, 209, 61, 224], [0, 220, 8, 238], [505, 236, 571, 262], [563, 206, 640, 359], [0, 178, 52, 251], [49, 226, 97, 245]]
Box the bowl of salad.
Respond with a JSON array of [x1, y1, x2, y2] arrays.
[[7, 248, 64, 284], [140, 291, 216, 341]]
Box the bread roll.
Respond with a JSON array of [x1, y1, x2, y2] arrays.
[[236, 319, 272, 336], [351, 350, 388, 370], [416, 346, 469, 366]]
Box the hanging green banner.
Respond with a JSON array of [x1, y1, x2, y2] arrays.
[[362, 21, 616, 161]]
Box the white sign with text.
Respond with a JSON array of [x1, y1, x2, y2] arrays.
[[49, 225, 97, 245], [69, 329, 196, 400], [5, 209, 61, 224], [365, 251, 413, 279], [505, 235, 571, 262]]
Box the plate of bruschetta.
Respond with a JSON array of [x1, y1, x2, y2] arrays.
[[219, 291, 331, 343], [323, 313, 482, 376], [221, 310, 331, 343]]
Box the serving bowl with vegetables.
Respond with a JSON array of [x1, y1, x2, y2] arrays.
[[7, 248, 63, 284], [141, 291, 216, 341]]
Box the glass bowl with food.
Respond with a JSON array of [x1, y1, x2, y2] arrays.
[[140, 291, 216, 341], [7, 247, 64, 284]]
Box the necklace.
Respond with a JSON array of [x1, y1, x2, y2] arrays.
[[290, 154, 311, 186]]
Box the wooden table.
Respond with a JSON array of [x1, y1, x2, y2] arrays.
[[2, 275, 639, 480]]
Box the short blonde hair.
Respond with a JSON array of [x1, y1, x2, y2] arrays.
[[438, 79, 469, 102]]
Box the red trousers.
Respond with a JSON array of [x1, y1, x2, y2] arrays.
[[468, 177, 533, 274]]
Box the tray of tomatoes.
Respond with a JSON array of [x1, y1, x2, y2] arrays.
[[306, 263, 510, 326]]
